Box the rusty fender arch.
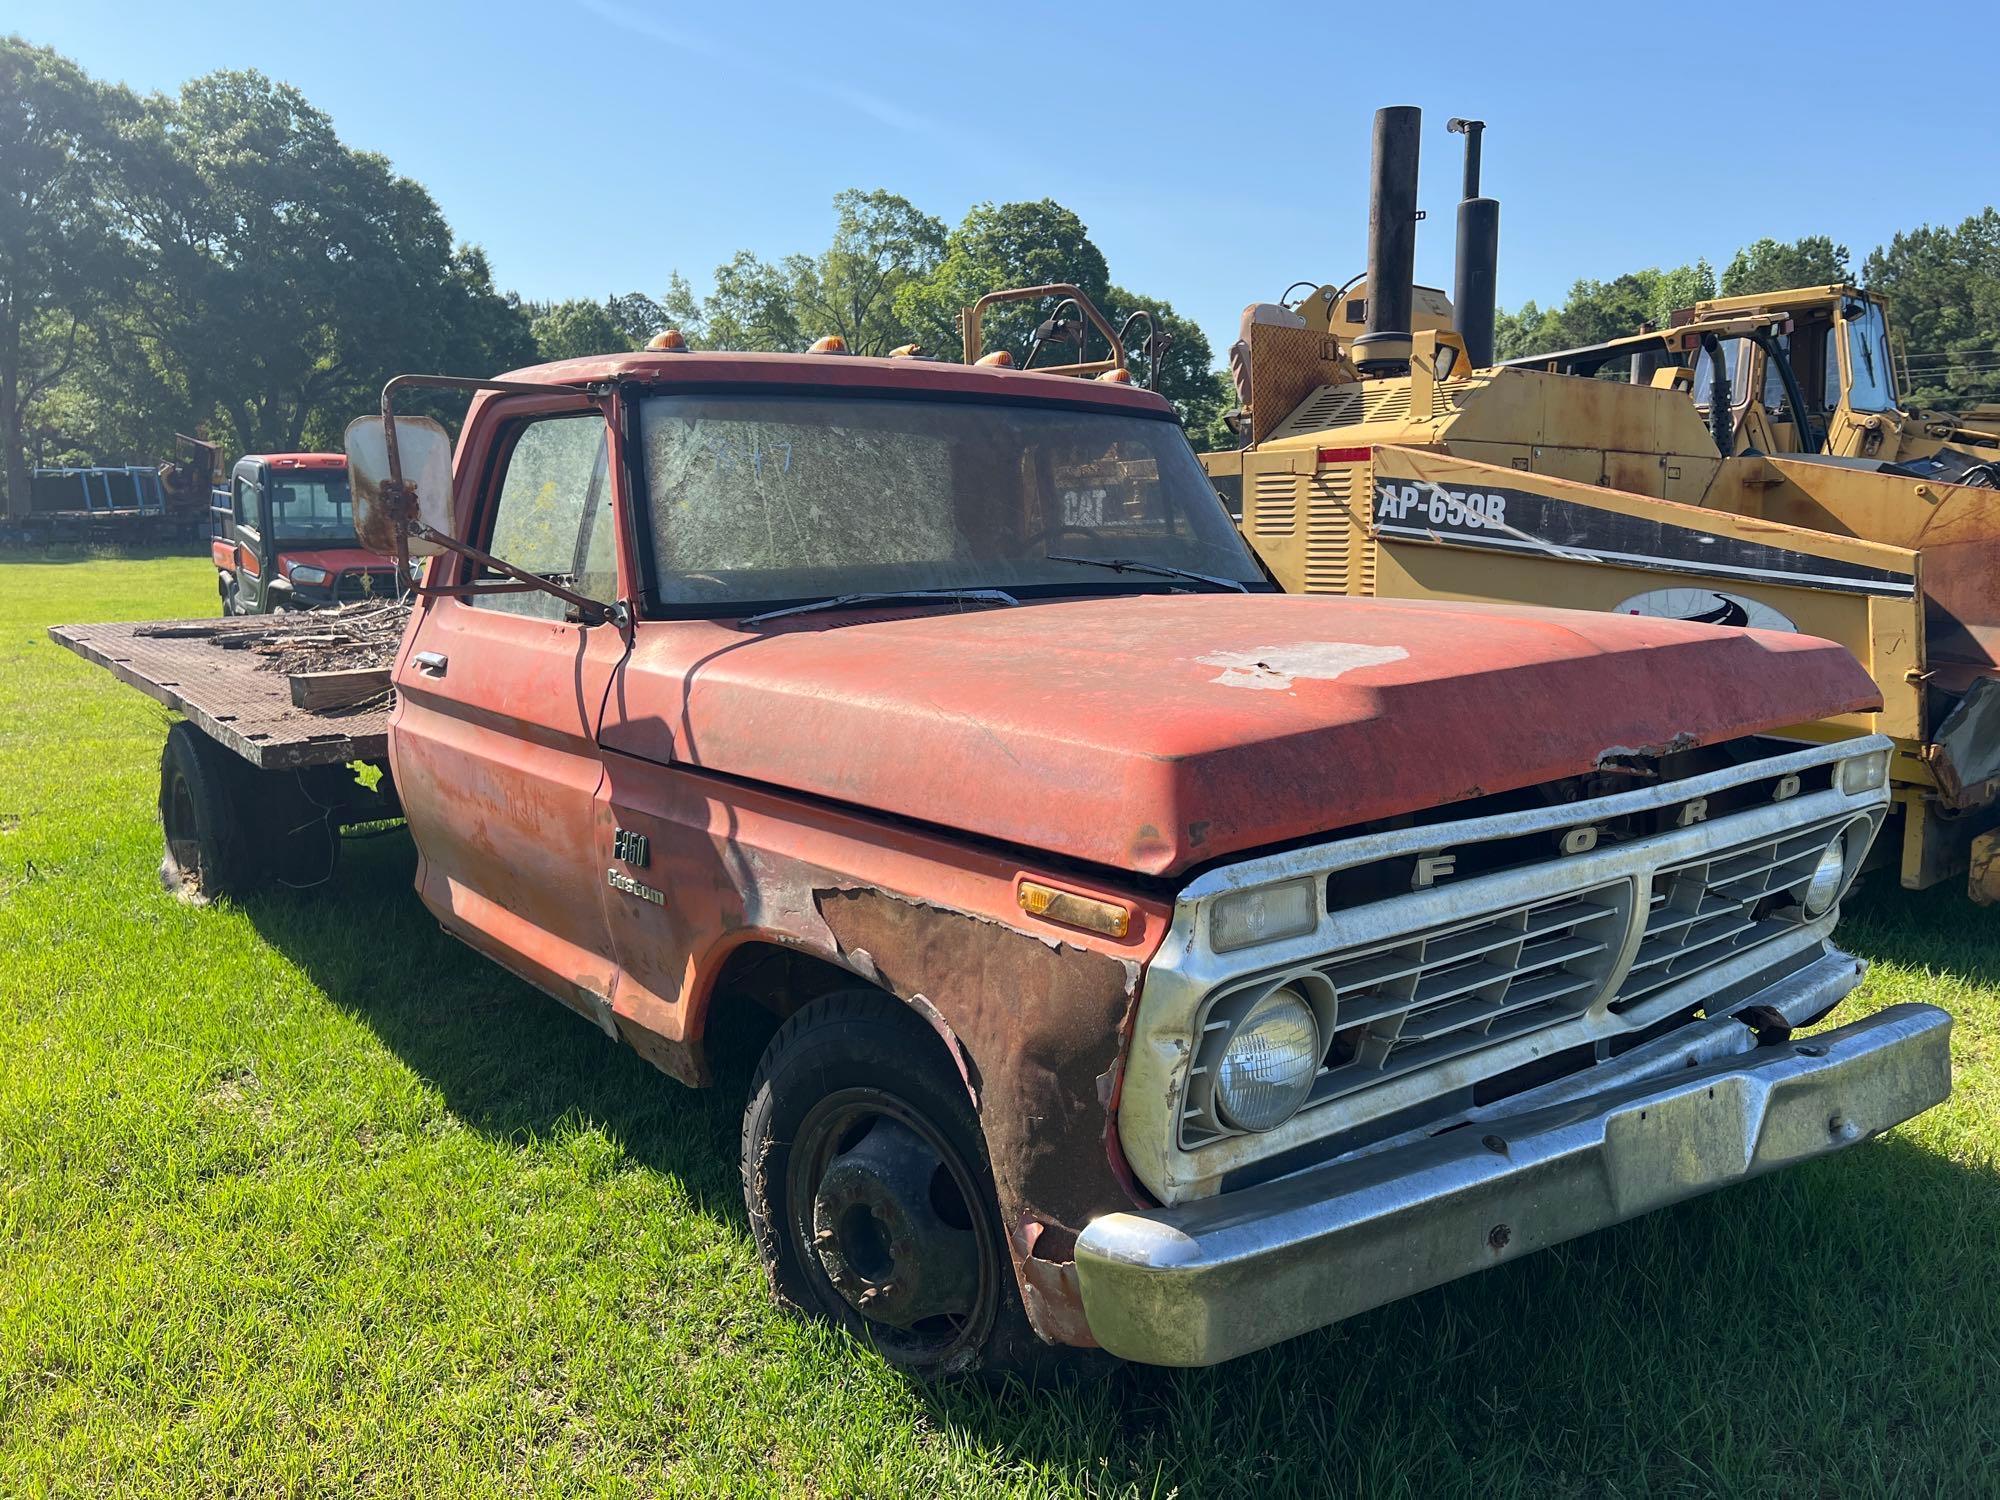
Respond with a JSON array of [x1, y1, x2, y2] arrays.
[[812, 886, 1150, 1349]]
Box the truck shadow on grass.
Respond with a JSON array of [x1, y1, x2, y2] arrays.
[[241, 829, 764, 1234], [242, 832, 2000, 1492]]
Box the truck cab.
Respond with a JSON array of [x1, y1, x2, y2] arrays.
[[1682, 285, 2000, 463], [212, 452, 401, 614]]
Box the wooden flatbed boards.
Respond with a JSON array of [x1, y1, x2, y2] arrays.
[[49, 616, 394, 769]]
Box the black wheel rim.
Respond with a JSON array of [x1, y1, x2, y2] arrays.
[[786, 1085, 1000, 1369], [163, 767, 201, 881]]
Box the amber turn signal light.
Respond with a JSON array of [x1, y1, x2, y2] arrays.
[[1018, 879, 1131, 939]]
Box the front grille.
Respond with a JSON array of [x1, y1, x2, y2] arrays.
[[1181, 888, 1627, 1146], [1176, 808, 1868, 1150], [1618, 816, 1850, 1011], [336, 570, 397, 602]]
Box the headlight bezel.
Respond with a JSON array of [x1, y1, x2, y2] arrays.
[[1187, 973, 1335, 1141], [1212, 984, 1323, 1133], [1800, 817, 1871, 916], [288, 563, 331, 587]]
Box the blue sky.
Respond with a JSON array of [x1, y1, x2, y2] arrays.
[[15, 0, 1998, 361]]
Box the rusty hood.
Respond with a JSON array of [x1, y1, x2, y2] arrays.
[[606, 593, 1879, 878]]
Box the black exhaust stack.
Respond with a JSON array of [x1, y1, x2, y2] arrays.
[[1446, 117, 1498, 369], [1354, 105, 1422, 376]]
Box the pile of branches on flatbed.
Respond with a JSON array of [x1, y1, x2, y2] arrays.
[[132, 602, 412, 713], [224, 601, 410, 678]]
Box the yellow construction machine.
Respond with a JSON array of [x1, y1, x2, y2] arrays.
[[1198, 107, 2000, 899], [1506, 282, 2000, 467]]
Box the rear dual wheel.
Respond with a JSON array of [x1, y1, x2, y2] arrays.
[[741, 989, 1046, 1379], [158, 722, 340, 902]]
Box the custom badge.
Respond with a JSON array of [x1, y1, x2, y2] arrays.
[[607, 868, 665, 906]]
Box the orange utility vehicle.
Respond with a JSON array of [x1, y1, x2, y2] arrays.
[[210, 452, 402, 613], [55, 339, 1949, 1375]]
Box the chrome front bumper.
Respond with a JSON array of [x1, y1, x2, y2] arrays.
[[1076, 984, 1951, 1367]]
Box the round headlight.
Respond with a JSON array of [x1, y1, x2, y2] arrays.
[[1802, 835, 1848, 916], [1213, 986, 1320, 1133]]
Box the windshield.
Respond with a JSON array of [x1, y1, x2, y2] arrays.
[[1845, 302, 1897, 412], [636, 393, 1265, 609], [267, 471, 353, 542]]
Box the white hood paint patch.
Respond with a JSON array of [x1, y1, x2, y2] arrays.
[[1196, 641, 1410, 691]]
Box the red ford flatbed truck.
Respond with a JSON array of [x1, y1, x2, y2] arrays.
[[53, 341, 1951, 1376]]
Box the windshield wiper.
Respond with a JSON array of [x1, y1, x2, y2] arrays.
[[1045, 554, 1249, 592], [741, 588, 1019, 626]]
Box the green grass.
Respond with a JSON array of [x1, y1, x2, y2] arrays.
[[1, 552, 1997, 1498]]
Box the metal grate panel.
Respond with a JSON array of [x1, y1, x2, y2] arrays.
[[1617, 818, 1848, 1011], [1249, 470, 1298, 537], [1303, 468, 1353, 593], [1182, 887, 1627, 1145], [1270, 379, 1460, 439]]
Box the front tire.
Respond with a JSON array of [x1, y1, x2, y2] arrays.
[[741, 989, 1043, 1379]]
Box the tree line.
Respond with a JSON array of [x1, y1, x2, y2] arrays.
[[0, 37, 1220, 519], [9, 32, 2000, 525], [1494, 224, 2000, 411], [521, 189, 1226, 441]]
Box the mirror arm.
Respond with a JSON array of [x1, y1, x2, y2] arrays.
[[400, 513, 615, 625]]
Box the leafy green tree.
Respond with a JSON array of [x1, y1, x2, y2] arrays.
[[1648, 259, 1717, 325], [1104, 285, 1220, 436], [1494, 260, 1714, 362], [605, 291, 667, 348], [789, 189, 945, 354], [530, 298, 630, 362], [669, 190, 944, 355], [896, 199, 1111, 361], [0, 37, 131, 515], [1492, 300, 1559, 361], [1720, 235, 1850, 296], [105, 69, 536, 456], [1866, 211, 2000, 410]]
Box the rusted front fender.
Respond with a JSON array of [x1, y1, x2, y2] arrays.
[[811, 886, 1149, 1347], [591, 751, 1167, 1348]]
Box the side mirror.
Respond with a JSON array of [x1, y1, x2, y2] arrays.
[[344, 414, 453, 555]]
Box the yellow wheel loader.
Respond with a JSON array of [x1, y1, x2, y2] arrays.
[[1200, 108, 2000, 900]]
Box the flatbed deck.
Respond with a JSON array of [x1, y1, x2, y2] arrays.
[[50, 616, 392, 769]]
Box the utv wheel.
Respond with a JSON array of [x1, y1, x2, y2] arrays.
[[742, 989, 1045, 1379], [158, 721, 254, 902]]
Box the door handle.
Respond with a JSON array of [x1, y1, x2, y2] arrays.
[[413, 651, 448, 677]]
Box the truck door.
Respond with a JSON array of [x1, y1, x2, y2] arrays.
[[390, 404, 629, 1025]]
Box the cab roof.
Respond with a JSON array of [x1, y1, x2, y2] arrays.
[[241, 452, 345, 469], [495, 348, 1179, 417], [1691, 284, 1873, 317]]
